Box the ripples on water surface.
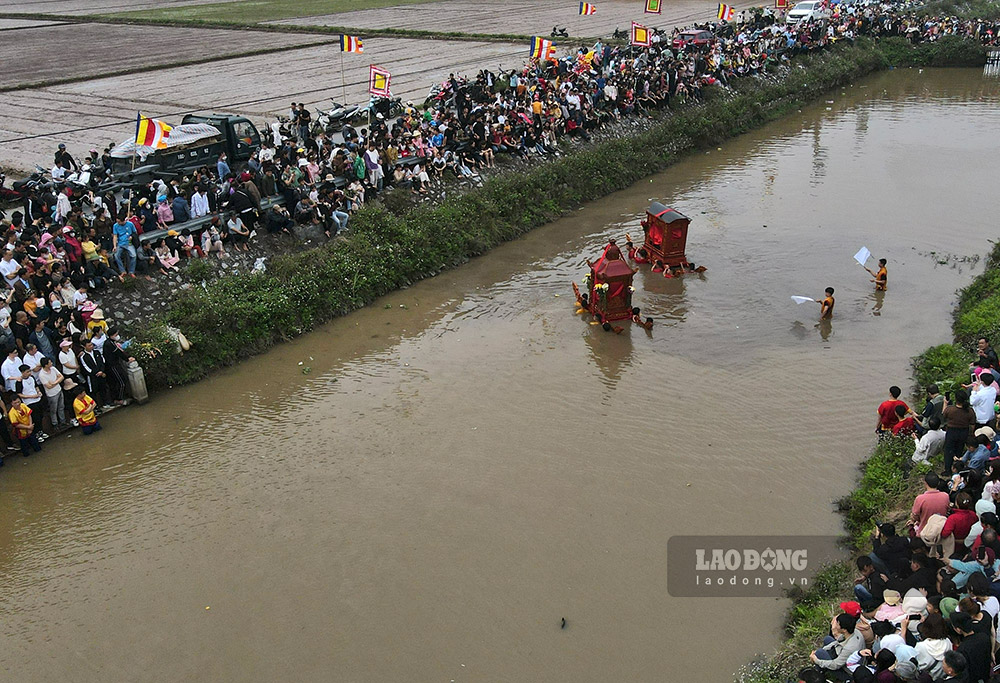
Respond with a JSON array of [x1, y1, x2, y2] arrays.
[[1, 69, 999, 682]]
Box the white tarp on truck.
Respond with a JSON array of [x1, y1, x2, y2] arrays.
[[110, 123, 222, 160]]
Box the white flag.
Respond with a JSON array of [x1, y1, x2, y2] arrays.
[[790, 296, 815, 305], [853, 246, 871, 267]]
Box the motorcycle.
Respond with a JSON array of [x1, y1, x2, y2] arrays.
[[62, 165, 95, 194], [0, 170, 24, 202], [551, 26, 569, 38], [352, 95, 403, 124], [423, 77, 464, 110], [11, 166, 49, 196], [612, 26, 628, 40], [315, 100, 361, 135]]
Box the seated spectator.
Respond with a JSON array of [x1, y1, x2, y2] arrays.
[[200, 223, 226, 259], [944, 546, 998, 589], [959, 436, 991, 474], [891, 404, 917, 436], [153, 239, 180, 273], [941, 492, 978, 554], [809, 612, 863, 677], [265, 205, 294, 235], [912, 416, 945, 463], [871, 523, 910, 577], [876, 385, 908, 435], [911, 613, 950, 678], [853, 555, 890, 610]]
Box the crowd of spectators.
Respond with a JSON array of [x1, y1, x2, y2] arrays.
[[796, 343, 1000, 682]]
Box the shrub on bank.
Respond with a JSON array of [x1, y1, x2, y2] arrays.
[[912, 342, 973, 396], [911, 241, 1000, 394], [876, 34, 989, 66], [839, 436, 917, 545]]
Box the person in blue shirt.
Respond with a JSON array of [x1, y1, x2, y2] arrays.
[[216, 152, 231, 180], [171, 192, 190, 223], [960, 435, 991, 472], [111, 215, 137, 276], [946, 546, 998, 588]]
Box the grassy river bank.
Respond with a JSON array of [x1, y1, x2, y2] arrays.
[[126, 36, 987, 390]]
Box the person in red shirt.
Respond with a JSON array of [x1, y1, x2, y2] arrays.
[[891, 404, 917, 436], [876, 385, 909, 434], [941, 491, 978, 547]]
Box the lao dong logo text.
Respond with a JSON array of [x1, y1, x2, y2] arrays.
[[667, 536, 838, 597]]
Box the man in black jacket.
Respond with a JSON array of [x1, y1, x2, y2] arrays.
[[890, 554, 937, 596], [951, 612, 990, 683], [79, 340, 110, 409], [871, 522, 911, 577], [853, 556, 890, 610]]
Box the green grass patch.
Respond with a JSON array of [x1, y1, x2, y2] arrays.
[[912, 241, 1000, 394], [108, 0, 436, 24], [912, 342, 972, 397], [919, 0, 1000, 19]]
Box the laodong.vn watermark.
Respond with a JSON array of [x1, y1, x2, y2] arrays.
[[667, 536, 842, 597]]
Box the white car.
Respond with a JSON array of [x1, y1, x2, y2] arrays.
[[785, 1, 830, 24]]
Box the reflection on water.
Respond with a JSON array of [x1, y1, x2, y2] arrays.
[[871, 289, 886, 316], [583, 322, 635, 388], [1, 69, 999, 683]]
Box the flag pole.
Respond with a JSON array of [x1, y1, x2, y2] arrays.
[[341, 50, 346, 103], [129, 111, 141, 216]]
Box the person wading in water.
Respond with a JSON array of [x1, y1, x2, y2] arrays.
[[866, 258, 888, 291]]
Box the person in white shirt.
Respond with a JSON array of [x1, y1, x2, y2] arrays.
[[72, 285, 89, 310], [0, 250, 19, 287], [190, 188, 210, 219], [1, 347, 22, 391], [14, 364, 47, 441], [38, 357, 66, 429], [912, 416, 946, 463], [55, 187, 72, 223], [22, 344, 46, 380], [51, 162, 67, 181], [970, 374, 998, 428], [91, 327, 108, 354], [58, 339, 79, 380]]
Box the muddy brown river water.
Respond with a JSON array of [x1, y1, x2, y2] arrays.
[[1, 68, 998, 682]]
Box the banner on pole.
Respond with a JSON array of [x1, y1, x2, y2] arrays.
[[631, 21, 651, 47], [368, 65, 391, 96]]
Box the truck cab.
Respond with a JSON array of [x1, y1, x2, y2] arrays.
[[181, 114, 261, 163]]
